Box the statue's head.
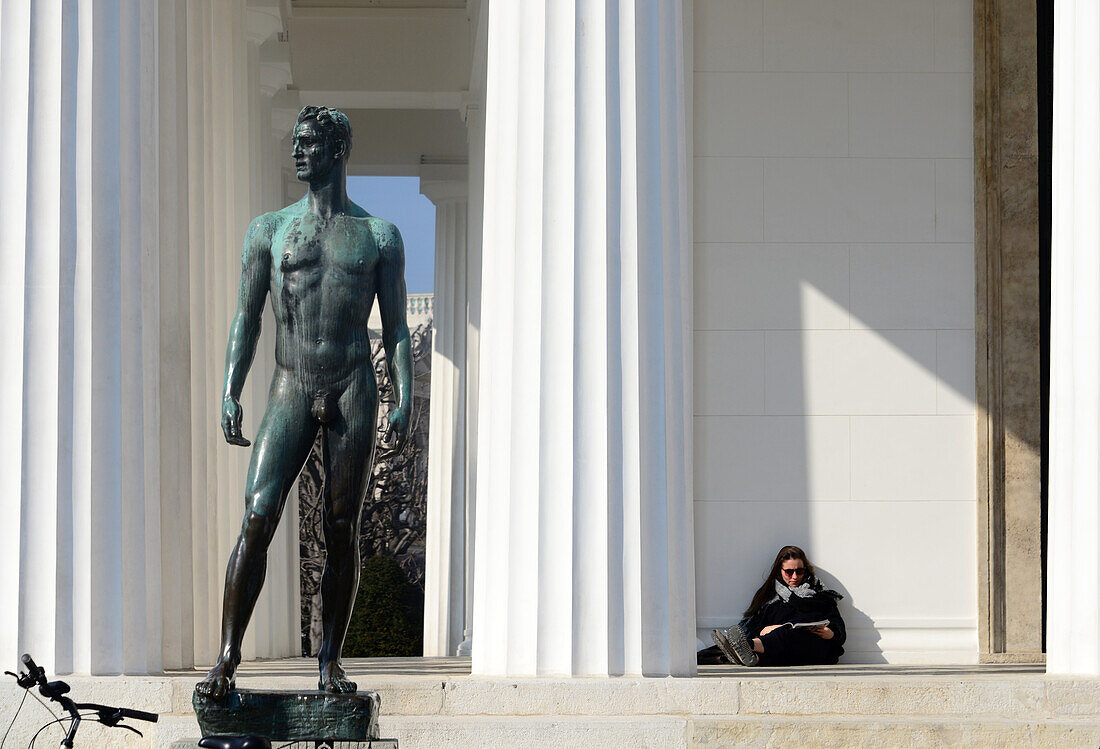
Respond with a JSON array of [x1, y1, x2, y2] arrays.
[[292, 105, 352, 183]]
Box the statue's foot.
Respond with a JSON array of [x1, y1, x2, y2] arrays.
[[195, 658, 237, 700], [318, 660, 357, 693]]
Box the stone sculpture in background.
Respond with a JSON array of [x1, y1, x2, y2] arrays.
[[196, 105, 413, 699]]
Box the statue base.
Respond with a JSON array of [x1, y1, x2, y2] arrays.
[[193, 688, 387, 743], [171, 742, 397, 749]]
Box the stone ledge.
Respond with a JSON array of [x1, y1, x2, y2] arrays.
[[6, 666, 1096, 723], [690, 715, 1100, 749], [378, 714, 1100, 749], [377, 675, 1100, 720], [380, 715, 691, 749], [3, 661, 1095, 748]]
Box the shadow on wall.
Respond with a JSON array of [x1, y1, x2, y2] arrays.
[[694, 271, 982, 663], [815, 566, 882, 664]]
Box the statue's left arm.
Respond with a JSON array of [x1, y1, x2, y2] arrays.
[[375, 222, 413, 451]]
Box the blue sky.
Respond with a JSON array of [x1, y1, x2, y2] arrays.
[[347, 176, 436, 294]]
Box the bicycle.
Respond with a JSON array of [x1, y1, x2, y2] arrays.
[[3, 653, 158, 747]]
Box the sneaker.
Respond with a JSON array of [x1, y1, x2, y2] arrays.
[[711, 626, 758, 666]]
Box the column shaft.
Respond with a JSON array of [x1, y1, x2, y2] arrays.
[[158, 0, 196, 670], [185, 0, 298, 666], [1048, 0, 1100, 676], [0, 0, 164, 674], [473, 0, 694, 677], [0, 0, 296, 674], [460, 104, 486, 658], [424, 191, 470, 656]]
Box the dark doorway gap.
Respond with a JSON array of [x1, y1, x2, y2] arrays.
[[1037, 0, 1053, 653]]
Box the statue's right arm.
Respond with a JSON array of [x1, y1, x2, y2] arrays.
[[220, 215, 273, 447]]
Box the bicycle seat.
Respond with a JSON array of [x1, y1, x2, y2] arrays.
[[198, 736, 272, 749]]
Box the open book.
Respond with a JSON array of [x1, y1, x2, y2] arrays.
[[781, 620, 829, 630]]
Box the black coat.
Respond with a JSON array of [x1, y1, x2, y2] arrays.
[[743, 594, 846, 651], [698, 578, 848, 666]]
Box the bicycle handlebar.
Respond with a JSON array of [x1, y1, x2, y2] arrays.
[[21, 653, 46, 686], [8, 653, 159, 747], [118, 706, 159, 723], [74, 702, 159, 724]]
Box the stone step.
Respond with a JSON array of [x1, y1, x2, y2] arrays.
[[3, 662, 1097, 747], [363, 675, 1100, 721], [380, 714, 1100, 749], [9, 672, 1095, 722]]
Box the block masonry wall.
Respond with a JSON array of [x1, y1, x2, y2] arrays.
[[691, 0, 977, 663]]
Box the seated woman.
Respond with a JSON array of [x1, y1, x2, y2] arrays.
[[706, 545, 846, 667]]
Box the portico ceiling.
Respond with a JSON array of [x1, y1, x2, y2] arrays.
[[287, 1, 476, 105], [283, 0, 480, 173]]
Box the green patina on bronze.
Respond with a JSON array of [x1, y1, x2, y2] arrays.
[[193, 688, 380, 741]]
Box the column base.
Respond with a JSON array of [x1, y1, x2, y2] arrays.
[[979, 652, 1046, 665]]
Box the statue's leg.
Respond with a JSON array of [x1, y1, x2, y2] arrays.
[[197, 374, 317, 699], [317, 373, 378, 693]]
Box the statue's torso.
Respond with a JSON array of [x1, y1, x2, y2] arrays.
[[266, 204, 386, 390]]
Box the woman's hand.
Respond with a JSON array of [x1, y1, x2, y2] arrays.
[[759, 625, 782, 636], [810, 625, 834, 640]]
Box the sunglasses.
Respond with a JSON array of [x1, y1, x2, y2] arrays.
[[780, 567, 806, 577]]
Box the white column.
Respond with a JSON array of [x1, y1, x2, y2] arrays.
[[472, 0, 695, 677], [182, 0, 298, 666], [422, 176, 470, 656], [0, 0, 166, 675], [240, 0, 300, 663], [458, 102, 486, 658], [158, 0, 197, 671], [0, 0, 296, 675], [1049, 0, 1100, 676], [184, 0, 296, 667]]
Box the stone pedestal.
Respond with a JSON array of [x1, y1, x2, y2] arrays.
[[172, 742, 397, 749], [193, 689, 382, 742]]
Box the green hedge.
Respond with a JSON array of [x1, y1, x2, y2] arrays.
[[343, 555, 424, 657]]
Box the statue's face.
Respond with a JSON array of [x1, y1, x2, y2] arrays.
[[292, 119, 337, 182]]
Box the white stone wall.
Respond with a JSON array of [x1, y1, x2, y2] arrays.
[[691, 0, 977, 662]]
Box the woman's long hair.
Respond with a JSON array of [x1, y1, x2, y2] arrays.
[[743, 545, 816, 617]]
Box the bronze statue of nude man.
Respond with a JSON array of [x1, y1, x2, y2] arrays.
[[196, 106, 412, 698]]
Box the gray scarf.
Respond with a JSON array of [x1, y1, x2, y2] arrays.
[[769, 576, 840, 605]]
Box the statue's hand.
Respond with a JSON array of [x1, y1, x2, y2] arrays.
[[383, 405, 410, 453], [221, 396, 251, 447]]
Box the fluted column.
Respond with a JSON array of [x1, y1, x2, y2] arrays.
[[458, 102, 486, 658], [0, 0, 296, 675], [158, 0, 198, 672], [184, 0, 298, 667], [422, 176, 470, 656], [0, 0, 166, 675], [174, 0, 297, 665], [472, 0, 695, 677], [1048, 0, 1100, 676], [239, 0, 299, 663]]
